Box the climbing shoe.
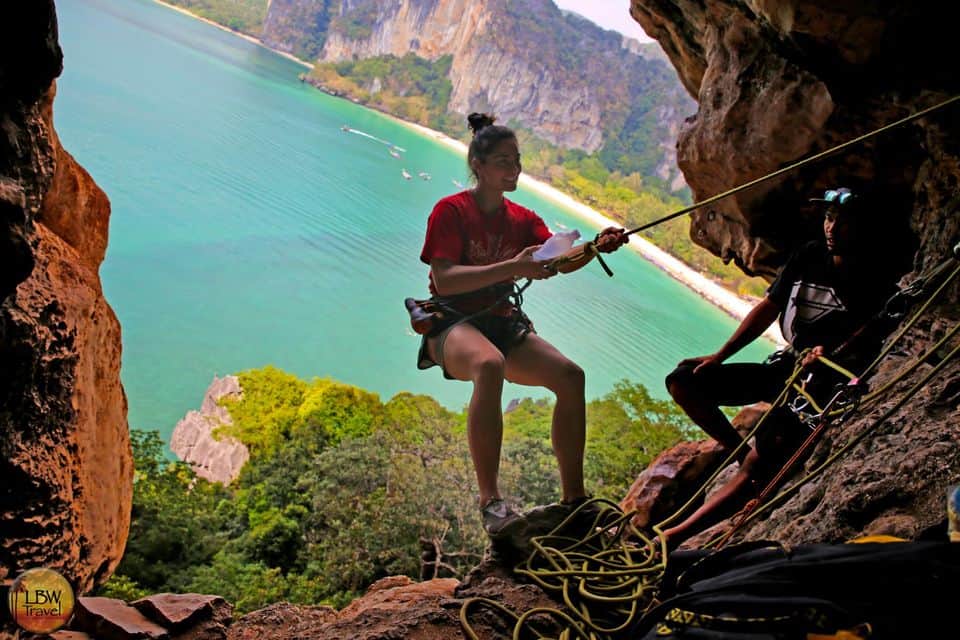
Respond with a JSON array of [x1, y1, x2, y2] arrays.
[[481, 498, 525, 539]]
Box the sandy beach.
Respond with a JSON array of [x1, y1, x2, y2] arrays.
[[149, 0, 784, 345]]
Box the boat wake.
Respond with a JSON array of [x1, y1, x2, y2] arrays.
[[340, 125, 406, 152]]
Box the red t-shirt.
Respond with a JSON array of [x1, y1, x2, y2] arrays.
[[420, 190, 552, 314]]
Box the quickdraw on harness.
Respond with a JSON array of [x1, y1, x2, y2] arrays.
[[708, 244, 960, 548], [405, 279, 532, 336]]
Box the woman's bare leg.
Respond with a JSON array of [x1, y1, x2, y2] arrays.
[[504, 334, 587, 502], [430, 324, 506, 506]]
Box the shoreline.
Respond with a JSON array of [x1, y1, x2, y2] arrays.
[[148, 0, 784, 345], [151, 0, 313, 70]]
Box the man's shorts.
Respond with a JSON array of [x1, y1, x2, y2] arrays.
[[417, 306, 534, 380], [664, 353, 811, 482]]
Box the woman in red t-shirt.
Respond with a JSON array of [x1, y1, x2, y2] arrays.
[[418, 112, 628, 536]]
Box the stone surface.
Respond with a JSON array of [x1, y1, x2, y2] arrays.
[[626, 0, 960, 547], [630, 0, 957, 280], [621, 438, 728, 531], [169, 376, 249, 484], [226, 602, 336, 640], [1, 0, 131, 611], [74, 597, 169, 640], [131, 593, 232, 638], [228, 578, 460, 640]]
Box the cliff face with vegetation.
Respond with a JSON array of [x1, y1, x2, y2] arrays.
[[263, 0, 693, 190], [0, 0, 131, 605], [628, 0, 959, 545]]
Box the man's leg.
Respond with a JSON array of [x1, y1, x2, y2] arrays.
[[664, 362, 776, 463], [661, 448, 761, 549]]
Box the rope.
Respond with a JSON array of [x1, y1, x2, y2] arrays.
[[460, 499, 664, 639], [557, 94, 959, 268], [704, 255, 960, 546], [457, 315, 959, 639], [622, 94, 960, 237]]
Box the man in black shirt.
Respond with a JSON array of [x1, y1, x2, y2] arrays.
[[661, 187, 898, 548]]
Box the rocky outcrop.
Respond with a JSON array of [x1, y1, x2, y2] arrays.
[[265, 0, 693, 187], [625, 0, 960, 546], [57, 594, 232, 640], [0, 0, 131, 606], [170, 376, 249, 485], [227, 567, 560, 639], [630, 0, 959, 278]]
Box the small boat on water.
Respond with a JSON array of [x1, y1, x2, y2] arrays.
[[418, 171, 432, 180], [340, 124, 351, 132], [452, 179, 465, 189], [402, 169, 412, 180], [389, 148, 401, 158]]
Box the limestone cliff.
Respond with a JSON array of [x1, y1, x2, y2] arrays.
[[0, 0, 131, 605], [627, 0, 960, 544], [170, 375, 250, 485], [263, 0, 694, 187]]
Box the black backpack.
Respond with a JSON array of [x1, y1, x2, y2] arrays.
[[630, 540, 960, 639]]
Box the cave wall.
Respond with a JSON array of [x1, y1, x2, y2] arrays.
[[0, 0, 132, 601], [630, 0, 960, 542]]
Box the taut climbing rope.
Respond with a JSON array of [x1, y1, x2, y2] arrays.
[[558, 94, 960, 272]]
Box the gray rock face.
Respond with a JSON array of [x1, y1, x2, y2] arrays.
[[170, 376, 249, 485], [263, 0, 693, 188]]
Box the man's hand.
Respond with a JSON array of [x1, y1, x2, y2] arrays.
[[678, 353, 724, 374], [801, 345, 825, 369], [595, 227, 629, 253], [511, 245, 557, 280]]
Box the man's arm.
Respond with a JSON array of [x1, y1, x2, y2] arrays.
[[681, 297, 781, 373]]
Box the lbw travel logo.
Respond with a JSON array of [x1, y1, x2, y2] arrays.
[[8, 568, 75, 633]]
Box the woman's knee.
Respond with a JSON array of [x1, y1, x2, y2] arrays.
[[550, 360, 585, 394], [471, 352, 506, 383]]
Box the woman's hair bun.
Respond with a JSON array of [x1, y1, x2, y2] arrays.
[[467, 112, 497, 136]]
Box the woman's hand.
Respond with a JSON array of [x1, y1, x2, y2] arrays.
[[511, 245, 558, 280], [595, 227, 629, 253]]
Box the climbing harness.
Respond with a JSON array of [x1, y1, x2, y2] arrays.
[[406, 279, 531, 336]]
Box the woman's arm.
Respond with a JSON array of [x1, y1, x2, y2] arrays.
[[554, 227, 629, 275], [430, 247, 555, 296]]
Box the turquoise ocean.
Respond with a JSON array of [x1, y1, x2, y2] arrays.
[[54, 0, 774, 443]]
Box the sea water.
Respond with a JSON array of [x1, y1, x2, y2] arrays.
[[53, 0, 775, 441]]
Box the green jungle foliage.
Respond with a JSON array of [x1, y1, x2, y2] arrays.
[[308, 54, 459, 132], [161, 0, 269, 35], [99, 367, 688, 611], [271, 0, 338, 61]]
